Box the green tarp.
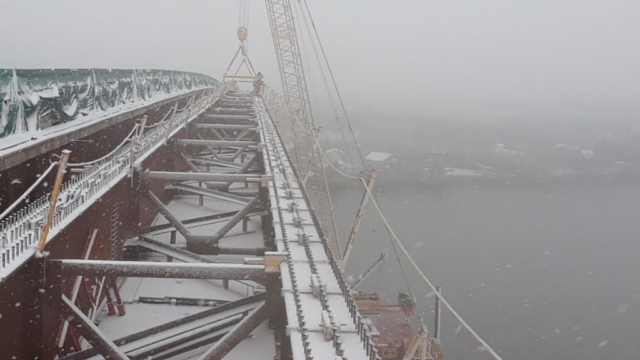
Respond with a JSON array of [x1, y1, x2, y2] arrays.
[[0, 69, 219, 138]]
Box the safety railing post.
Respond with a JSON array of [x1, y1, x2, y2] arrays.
[[38, 150, 71, 253]]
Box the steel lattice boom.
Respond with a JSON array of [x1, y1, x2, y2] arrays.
[[264, 0, 340, 248]]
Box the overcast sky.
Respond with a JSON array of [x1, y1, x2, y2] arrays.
[[1, 0, 639, 121]]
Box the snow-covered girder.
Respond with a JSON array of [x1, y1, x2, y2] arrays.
[[141, 170, 270, 184], [176, 139, 258, 147], [46, 259, 265, 281], [166, 183, 253, 205], [58, 294, 267, 360], [54, 294, 128, 360], [202, 113, 255, 121]]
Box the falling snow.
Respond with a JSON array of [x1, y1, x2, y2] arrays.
[[617, 303, 629, 314]]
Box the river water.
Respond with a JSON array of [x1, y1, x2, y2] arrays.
[[331, 182, 640, 360]]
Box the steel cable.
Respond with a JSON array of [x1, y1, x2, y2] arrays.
[[301, 0, 366, 170], [67, 124, 139, 167], [360, 178, 503, 360], [0, 161, 58, 221], [144, 105, 175, 128]]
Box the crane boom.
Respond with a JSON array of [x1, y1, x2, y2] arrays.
[[264, 0, 314, 153], [264, 0, 339, 247]]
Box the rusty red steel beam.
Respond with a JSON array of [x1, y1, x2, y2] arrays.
[[46, 260, 265, 281]]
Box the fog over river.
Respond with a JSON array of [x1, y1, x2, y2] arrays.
[[333, 182, 640, 360]]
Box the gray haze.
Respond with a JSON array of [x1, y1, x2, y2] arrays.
[[2, 2, 640, 359], [1, 0, 638, 122]]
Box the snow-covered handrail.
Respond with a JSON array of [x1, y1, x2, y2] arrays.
[[67, 124, 139, 167], [144, 105, 176, 128], [0, 161, 58, 221]]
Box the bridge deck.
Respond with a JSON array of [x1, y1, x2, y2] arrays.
[[0, 90, 381, 360]]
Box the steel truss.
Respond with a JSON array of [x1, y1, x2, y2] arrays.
[[264, 0, 340, 250], [50, 93, 276, 360]]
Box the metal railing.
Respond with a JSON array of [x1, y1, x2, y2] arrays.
[[0, 88, 223, 279]]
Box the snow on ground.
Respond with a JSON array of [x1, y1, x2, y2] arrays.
[[93, 190, 275, 359]]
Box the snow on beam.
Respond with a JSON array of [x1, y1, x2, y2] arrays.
[[141, 210, 263, 234], [141, 171, 269, 184], [236, 155, 259, 174], [55, 294, 129, 360], [135, 236, 224, 264], [144, 190, 200, 242], [60, 293, 267, 360], [189, 157, 242, 168], [209, 107, 255, 115], [176, 139, 257, 147], [209, 107, 254, 115], [202, 113, 254, 120], [216, 247, 266, 256], [212, 196, 261, 242], [180, 152, 202, 173], [197, 301, 268, 360], [187, 243, 266, 256], [193, 123, 257, 130], [47, 260, 265, 280], [180, 196, 262, 250], [234, 128, 253, 141], [227, 145, 249, 161], [210, 103, 253, 109], [166, 183, 251, 205]]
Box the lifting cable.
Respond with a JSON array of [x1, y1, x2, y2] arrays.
[[239, 0, 251, 51], [385, 223, 413, 294], [301, 0, 366, 170], [296, 1, 357, 171], [290, 100, 502, 360], [274, 5, 502, 355], [360, 178, 503, 360]]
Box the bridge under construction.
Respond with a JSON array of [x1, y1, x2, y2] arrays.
[[0, 73, 387, 359], [0, 1, 506, 359]]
